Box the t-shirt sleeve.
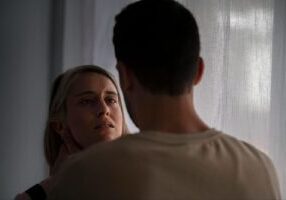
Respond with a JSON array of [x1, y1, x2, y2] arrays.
[[260, 152, 282, 200]]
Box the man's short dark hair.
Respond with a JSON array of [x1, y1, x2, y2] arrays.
[[113, 0, 200, 95]]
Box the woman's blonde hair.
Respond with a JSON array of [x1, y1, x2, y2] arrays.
[[44, 65, 128, 170]]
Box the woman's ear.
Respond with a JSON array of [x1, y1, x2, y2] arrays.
[[193, 57, 205, 85], [50, 120, 66, 136]]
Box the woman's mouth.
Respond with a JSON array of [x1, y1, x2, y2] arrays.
[[94, 123, 114, 129]]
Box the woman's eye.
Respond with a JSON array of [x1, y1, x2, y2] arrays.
[[79, 99, 95, 105], [106, 98, 117, 105]]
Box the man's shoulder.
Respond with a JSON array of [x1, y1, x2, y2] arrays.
[[67, 130, 274, 170], [214, 131, 278, 180], [70, 134, 142, 162], [89, 133, 143, 152], [82, 130, 271, 159], [217, 132, 271, 160]]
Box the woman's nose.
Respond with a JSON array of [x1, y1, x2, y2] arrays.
[[96, 101, 110, 117]]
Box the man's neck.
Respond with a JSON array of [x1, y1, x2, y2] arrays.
[[135, 93, 209, 134]]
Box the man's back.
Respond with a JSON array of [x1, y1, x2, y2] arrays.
[[49, 129, 281, 200]]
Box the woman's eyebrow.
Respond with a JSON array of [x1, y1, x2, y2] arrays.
[[74, 91, 96, 97], [74, 90, 118, 97], [105, 91, 118, 96]]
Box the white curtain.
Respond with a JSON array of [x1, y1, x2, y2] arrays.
[[63, 0, 286, 197]]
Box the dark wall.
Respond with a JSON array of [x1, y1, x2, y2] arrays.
[[0, 0, 52, 198]]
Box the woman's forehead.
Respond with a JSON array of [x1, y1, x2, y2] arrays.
[[69, 72, 118, 95]]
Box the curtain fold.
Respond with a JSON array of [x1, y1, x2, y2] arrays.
[[63, 0, 286, 197], [270, 0, 286, 196]]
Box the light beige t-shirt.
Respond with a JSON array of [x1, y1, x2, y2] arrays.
[[48, 129, 281, 200]]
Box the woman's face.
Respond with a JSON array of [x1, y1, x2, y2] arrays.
[[64, 72, 123, 148]]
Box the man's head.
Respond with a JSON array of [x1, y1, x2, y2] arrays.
[[113, 0, 201, 96]]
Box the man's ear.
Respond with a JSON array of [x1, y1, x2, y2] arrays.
[[116, 61, 133, 92], [193, 57, 205, 85], [50, 120, 66, 136]]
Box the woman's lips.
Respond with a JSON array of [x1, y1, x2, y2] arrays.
[[94, 123, 114, 130]]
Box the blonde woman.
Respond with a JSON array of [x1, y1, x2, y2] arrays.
[[15, 65, 128, 200]]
